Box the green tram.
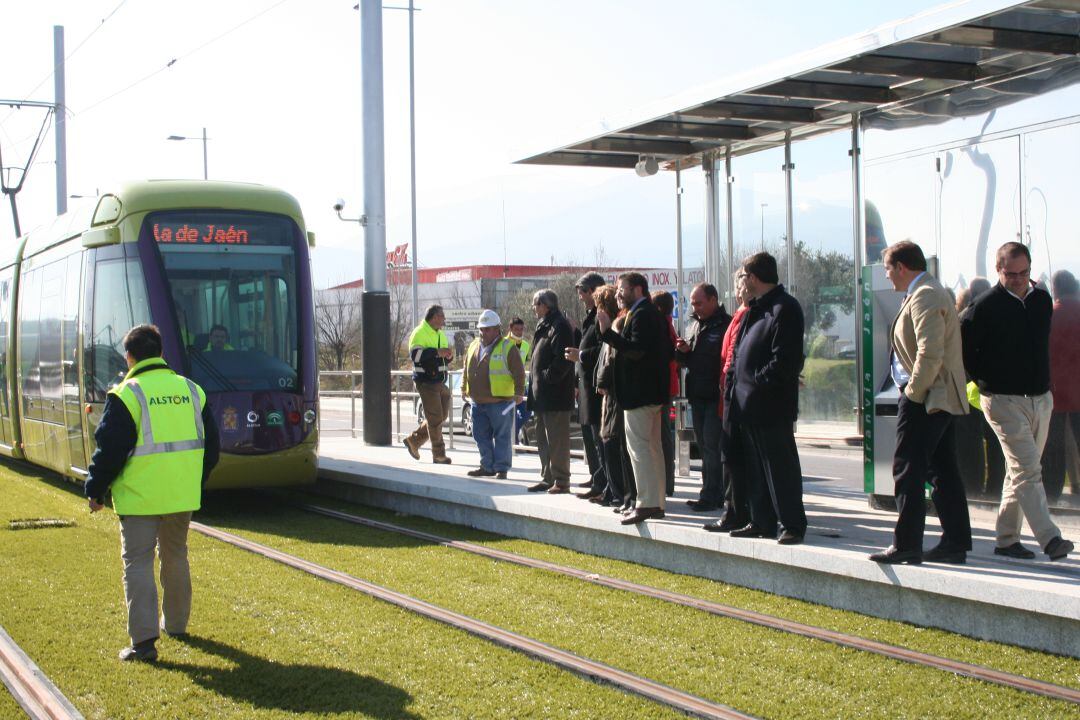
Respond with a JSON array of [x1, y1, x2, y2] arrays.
[[1, 180, 318, 488]]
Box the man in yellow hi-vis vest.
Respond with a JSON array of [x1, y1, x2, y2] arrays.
[[463, 310, 525, 479], [404, 305, 454, 463], [86, 324, 220, 662]]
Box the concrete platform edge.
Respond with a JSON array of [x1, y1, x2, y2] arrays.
[[314, 467, 1079, 657]]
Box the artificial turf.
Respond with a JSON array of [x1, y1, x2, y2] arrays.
[[0, 464, 684, 720], [190, 489, 1080, 720]]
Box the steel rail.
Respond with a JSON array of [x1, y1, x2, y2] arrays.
[[0, 625, 84, 720], [190, 521, 755, 720], [297, 502, 1080, 705]]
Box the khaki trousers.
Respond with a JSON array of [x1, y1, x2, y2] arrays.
[[981, 391, 1061, 548], [535, 411, 572, 487], [625, 405, 665, 510], [409, 382, 452, 459], [119, 512, 193, 645]]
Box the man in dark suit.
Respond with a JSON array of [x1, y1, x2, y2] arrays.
[[565, 272, 609, 499], [597, 271, 673, 524], [870, 241, 972, 564], [725, 252, 807, 545], [526, 288, 576, 493]]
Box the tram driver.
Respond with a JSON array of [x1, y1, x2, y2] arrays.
[[206, 324, 235, 352]]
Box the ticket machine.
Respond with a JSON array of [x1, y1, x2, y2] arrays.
[[861, 259, 937, 507]]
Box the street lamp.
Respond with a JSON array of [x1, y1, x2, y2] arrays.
[[167, 127, 208, 180], [759, 202, 768, 249]]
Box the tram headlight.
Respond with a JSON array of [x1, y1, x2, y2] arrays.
[[303, 409, 317, 425]]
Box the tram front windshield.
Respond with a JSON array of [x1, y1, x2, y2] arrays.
[[151, 211, 300, 393]]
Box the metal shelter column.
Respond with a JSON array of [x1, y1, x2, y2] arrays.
[[783, 132, 794, 291], [724, 148, 735, 306], [703, 153, 720, 289], [851, 113, 867, 439], [360, 0, 391, 445], [674, 161, 685, 334]]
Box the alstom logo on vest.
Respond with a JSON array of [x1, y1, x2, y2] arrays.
[[148, 395, 193, 406]]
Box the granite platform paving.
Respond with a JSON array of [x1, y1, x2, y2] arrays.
[[315, 435, 1080, 657]]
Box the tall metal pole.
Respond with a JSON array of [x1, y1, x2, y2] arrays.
[[202, 127, 208, 180], [53, 26, 67, 215], [407, 0, 419, 327], [360, 0, 391, 445], [703, 153, 719, 288], [784, 132, 795, 291]]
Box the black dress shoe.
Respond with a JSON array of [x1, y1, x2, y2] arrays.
[[993, 542, 1035, 559], [729, 524, 771, 538], [869, 546, 922, 564], [620, 507, 665, 525], [527, 482, 553, 492], [687, 500, 721, 512], [118, 642, 158, 662], [576, 490, 603, 500], [777, 530, 804, 545], [923, 545, 966, 564], [467, 467, 496, 477], [1044, 536, 1074, 560], [576, 480, 593, 488], [495, 471, 508, 479]]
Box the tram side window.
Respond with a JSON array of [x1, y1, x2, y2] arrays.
[[0, 269, 12, 418], [62, 253, 81, 388], [89, 259, 150, 398], [19, 268, 42, 400]]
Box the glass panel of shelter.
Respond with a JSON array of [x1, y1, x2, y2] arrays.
[[864, 107, 1079, 510]]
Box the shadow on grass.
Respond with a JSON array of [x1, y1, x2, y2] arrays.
[[197, 490, 439, 551], [158, 635, 420, 718]]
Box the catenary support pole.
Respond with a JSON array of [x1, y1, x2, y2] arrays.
[[408, 0, 419, 328], [703, 153, 720, 289], [53, 25, 67, 215], [360, 0, 391, 445]]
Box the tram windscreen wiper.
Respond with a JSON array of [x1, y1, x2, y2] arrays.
[[190, 350, 238, 392]]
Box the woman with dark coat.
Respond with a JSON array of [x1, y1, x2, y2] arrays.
[[593, 286, 636, 509]]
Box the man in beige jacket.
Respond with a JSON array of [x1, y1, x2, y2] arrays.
[[871, 241, 972, 565]]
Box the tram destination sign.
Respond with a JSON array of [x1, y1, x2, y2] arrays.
[[153, 222, 251, 245]]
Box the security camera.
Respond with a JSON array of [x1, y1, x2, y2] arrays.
[[634, 156, 659, 177], [333, 198, 346, 213]]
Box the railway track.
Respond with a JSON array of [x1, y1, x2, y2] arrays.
[[190, 520, 757, 720], [293, 500, 1080, 706], [0, 625, 83, 720]]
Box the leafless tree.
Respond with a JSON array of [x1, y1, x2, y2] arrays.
[[315, 287, 363, 371]]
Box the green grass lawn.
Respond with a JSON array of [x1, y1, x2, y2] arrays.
[[282, 489, 1080, 689], [190, 489, 1080, 720], [0, 464, 684, 720]]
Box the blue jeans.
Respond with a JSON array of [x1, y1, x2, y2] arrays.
[[472, 400, 516, 472], [515, 401, 532, 443]]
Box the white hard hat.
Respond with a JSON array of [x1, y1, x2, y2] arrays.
[[476, 309, 501, 328]]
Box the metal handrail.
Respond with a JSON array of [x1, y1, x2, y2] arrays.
[[318, 369, 456, 446]]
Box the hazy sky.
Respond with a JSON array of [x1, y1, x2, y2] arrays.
[[0, 0, 946, 287]]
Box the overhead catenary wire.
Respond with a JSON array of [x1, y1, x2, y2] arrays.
[[0, 0, 131, 129], [75, 0, 292, 118]]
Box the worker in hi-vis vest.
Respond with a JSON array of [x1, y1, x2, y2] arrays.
[[403, 304, 454, 463], [506, 316, 533, 444], [463, 310, 526, 479], [86, 324, 220, 663]]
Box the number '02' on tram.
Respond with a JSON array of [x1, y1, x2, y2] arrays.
[[0, 180, 319, 488]]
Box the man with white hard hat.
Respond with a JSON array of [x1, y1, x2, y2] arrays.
[[462, 309, 526, 478]]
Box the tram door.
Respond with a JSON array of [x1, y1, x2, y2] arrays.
[[0, 269, 12, 449], [63, 252, 87, 472]]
